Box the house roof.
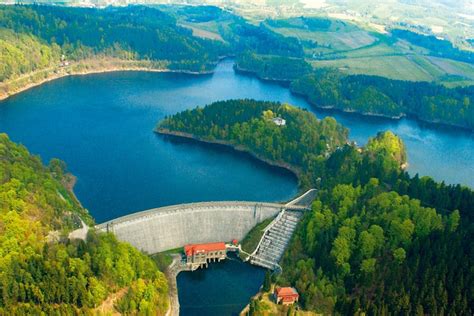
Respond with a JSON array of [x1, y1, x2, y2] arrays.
[[282, 296, 297, 303], [275, 287, 299, 298], [184, 242, 226, 256]]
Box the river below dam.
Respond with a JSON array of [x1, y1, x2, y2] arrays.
[[0, 59, 472, 315]]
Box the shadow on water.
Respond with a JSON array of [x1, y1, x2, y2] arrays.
[[159, 133, 298, 189]]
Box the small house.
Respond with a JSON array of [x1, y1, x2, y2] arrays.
[[274, 287, 299, 305], [272, 117, 286, 126]]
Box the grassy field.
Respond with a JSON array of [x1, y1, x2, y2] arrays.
[[311, 55, 434, 81], [240, 217, 275, 259], [180, 22, 224, 41], [265, 17, 378, 52], [264, 16, 474, 86], [310, 54, 474, 85], [240, 286, 320, 316], [161, 6, 474, 86], [151, 247, 183, 271]]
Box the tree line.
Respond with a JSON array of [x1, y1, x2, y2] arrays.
[[234, 53, 473, 130]]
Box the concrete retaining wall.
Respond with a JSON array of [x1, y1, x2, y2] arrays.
[[96, 202, 286, 254]]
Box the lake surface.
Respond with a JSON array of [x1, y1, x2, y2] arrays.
[[177, 255, 265, 316], [0, 59, 473, 315]]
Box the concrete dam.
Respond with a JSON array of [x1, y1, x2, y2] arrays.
[[96, 190, 316, 255], [96, 201, 305, 254]]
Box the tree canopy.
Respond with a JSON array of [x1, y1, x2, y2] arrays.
[[0, 133, 168, 314], [158, 101, 473, 314]]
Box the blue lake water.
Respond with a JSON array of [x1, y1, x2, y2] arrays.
[[177, 256, 265, 316], [0, 59, 473, 315]]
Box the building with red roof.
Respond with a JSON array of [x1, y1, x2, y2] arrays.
[[184, 242, 227, 270], [274, 287, 299, 305]]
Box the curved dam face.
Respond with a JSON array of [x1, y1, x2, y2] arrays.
[[96, 201, 289, 254]]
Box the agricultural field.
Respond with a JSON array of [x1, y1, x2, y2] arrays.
[[311, 55, 435, 81], [264, 16, 473, 86], [157, 5, 473, 87], [158, 4, 235, 44], [179, 21, 225, 41], [264, 17, 378, 52], [311, 54, 474, 86]]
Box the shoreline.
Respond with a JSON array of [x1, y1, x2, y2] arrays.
[[290, 89, 407, 120], [0, 60, 214, 102], [155, 128, 304, 186], [235, 64, 473, 132], [3, 59, 471, 132], [233, 64, 293, 84]]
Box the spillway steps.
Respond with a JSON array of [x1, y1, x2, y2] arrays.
[[250, 210, 303, 270]]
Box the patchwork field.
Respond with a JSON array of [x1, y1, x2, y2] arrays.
[[180, 23, 224, 41], [311, 55, 434, 81], [265, 17, 378, 52], [160, 7, 474, 87], [310, 54, 474, 86]]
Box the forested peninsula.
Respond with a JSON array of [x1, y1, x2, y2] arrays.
[[0, 134, 169, 314], [236, 53, 474, 130], [157, 99, 473, 315]]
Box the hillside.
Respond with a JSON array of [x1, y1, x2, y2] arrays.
[[0, 134, 169, 314], [235, 53, 474, 130], [157, 100, 473, 314], [0, 5, 228, 98]]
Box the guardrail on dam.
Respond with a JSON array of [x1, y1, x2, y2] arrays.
[[96, 201, 308, 254]]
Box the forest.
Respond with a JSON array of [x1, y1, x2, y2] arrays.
[[0, 4, 227, 81], [0, 134, 169, 314], [291, 70, 474, 129], [0, 4, 306, 84], [235, 52, 312, 81], [157, 99, 349, 188], [159, 100, 473, 315], [235, 53, 473, 130]]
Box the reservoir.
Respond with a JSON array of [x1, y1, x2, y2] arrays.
[[0, 59, 473, 315], [177, 256, 265, 316]]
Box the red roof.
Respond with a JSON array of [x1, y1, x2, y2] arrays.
[[184, 242, 226, 256], [275, 287, 299, 298], [282, 297, 296, 303]]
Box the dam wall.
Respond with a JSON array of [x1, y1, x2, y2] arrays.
[[96, 202, 289, 254]]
